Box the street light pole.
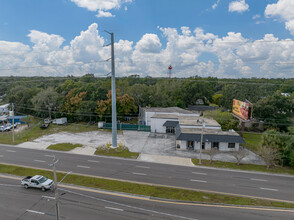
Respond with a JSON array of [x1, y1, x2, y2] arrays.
[[50, 157, 72, 220], [11, 103, 15, 144], [52, 158, 60, 220]]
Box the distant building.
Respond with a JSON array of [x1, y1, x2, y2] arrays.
[[147, 107, 245, 152], [0, 104, 9, 115]]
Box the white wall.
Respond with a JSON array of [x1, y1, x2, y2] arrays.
[[176, 141, 240, 151], [218, 142, 240, 151], [150, 117, 179, 133]]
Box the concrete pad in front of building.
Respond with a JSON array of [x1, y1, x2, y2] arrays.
[[138, 153, 194, 166]]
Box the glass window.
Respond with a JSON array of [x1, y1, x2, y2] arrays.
[[228, 143, 235, 148], [38, 176, 47, 183], [166, 127, 175, 134], [212, 142, 219, 149]]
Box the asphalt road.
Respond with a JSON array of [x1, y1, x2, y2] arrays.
[[0, 144, 294, 204], [0, 177, 293, 220]]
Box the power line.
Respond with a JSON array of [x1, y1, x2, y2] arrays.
[[0, 60, 109, 71]]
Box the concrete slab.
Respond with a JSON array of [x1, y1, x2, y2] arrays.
[[17, 141, 50, 150], [138, 154, 194, 166]]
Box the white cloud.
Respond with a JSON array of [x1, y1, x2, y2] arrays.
[[71, 0, 132, 18], [134, 34, 162, 53], [1, 23, 294, 78], [252, 14, 260, 20], [265, 0, 294, 36], [96, 10, 115, 18], [212, 0, 220, 10], [285, 20, 294, 36], [229, 0, 249, 13], [27, 30, 65, 51]]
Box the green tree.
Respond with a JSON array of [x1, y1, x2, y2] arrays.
[[254, 91, 294, 131], [31, 87, 60, 118], [95, 90, 137, 121]]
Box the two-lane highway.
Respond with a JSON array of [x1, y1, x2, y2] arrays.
[[1, 176, 294, 220], [0, 144, 294, 203]]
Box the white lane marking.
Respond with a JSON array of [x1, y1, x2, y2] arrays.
[[34, 160, 46, 163], [251, 178, 268, 182], [5, 150, 16, 153], [132, 172, 147, 176], [192, 172, 207, 175], [0, 155, 3, 157], [260, 187, 279, 192], [26, 210, 45, 215], [105, 206, 124, 212], [0, 183, 21, 187], [44, 155, 55, 158], [42, 196, 55, 200], [88, 160, 100, 163], [190, 179, 207, 183], [61, 188, 198, 220], [77, 165, 90, 169], [135, 165, 150, 169]]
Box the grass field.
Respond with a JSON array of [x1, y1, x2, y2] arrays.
[[47, 143, 82, 151], [95, 145, 139, 159], [1, 163, 294, 208], [242, 132, 263, 152], [191, 158, 294, 175]]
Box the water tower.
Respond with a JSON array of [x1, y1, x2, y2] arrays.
[[168, 65, 172, 78]]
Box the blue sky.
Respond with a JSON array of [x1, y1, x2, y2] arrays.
[[0, 0, 294, 78]]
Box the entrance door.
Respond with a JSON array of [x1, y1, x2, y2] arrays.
[[187, 141, 194, 150]]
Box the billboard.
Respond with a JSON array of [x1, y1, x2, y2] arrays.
[[232, 99, 253, 121]]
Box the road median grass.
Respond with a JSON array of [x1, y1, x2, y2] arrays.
[[0, 163, 294, 208], [47, 143, 83, 151], [192, 159, 294, 175], [95, 145, 139, 159]]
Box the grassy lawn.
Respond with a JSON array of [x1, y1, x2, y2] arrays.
[[47, 143, 82, 151], [191, 158, 294, 175], [241, 132, 263, 152], [1, 163, 294, 208], [95, 145, 139, 159], [0, 118, 100, 145]]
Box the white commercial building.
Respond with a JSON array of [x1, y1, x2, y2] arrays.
[[138, 107, 199, 126], [146, 107, 245, 152]]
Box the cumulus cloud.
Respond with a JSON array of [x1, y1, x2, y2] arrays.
[[229, 0, 249, 13], [134, 34, 162, 53], [96, 10, 115, 18], [265, 0, 294, 36], [70, 0, 132, 18], [1, 23, 294, 78], [212, 0, 220, 10]]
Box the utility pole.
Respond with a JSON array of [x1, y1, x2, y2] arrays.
[[52, 157, 60, 220], [199, 119, 205, 164], [105, 31, 117, 148], [12, 103, 15, 144]]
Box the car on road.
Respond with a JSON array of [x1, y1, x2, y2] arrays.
[[21, 175, 54, 191]]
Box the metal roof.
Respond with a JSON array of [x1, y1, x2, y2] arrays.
[[142, 107, 194, 114], [176, 133, 245, 143], [163, 121, 179, 127]]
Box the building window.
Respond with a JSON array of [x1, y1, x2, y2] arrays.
[[187, 141, 194, 150], [202, 142, 205, 150], [166, 127, 175, 134], [228, 143, 235, 148], [212, 142, 219, 149]]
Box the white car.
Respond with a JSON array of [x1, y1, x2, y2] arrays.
[[21, 175, 54, 191]]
